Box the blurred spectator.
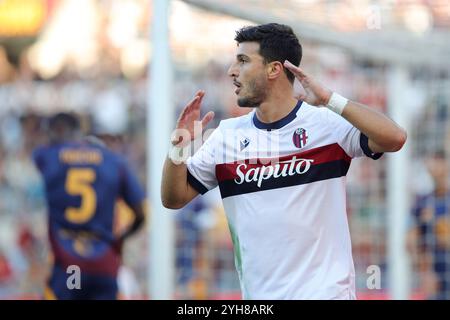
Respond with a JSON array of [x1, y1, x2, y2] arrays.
[[408, 150, 450, 299], [0, 251, 13, 286], [175, 197, 209, 299]]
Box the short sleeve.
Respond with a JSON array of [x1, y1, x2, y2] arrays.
[[119, 159, 146, 207], [186, 126, 222, 194], [325, 108, 383, 160]]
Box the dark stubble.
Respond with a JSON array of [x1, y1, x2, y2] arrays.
[[237, 77, 268, 108]]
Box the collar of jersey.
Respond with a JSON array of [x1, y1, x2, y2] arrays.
[[252, 100, 303, 131]]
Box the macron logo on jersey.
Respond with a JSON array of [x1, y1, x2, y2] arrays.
[[234, 156, 314, 188], [240, 138, 250, 151]]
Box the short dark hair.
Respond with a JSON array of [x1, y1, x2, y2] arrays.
[[48, 112, 80, 132], [235, 23, 302, 83]]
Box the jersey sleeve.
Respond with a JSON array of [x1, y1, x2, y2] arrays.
[[325, 108, 383, 160], [186, 126, 222, 194], [119, 159, 146, 207]]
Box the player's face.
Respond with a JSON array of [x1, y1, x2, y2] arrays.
[[227, 42, 268, 108]]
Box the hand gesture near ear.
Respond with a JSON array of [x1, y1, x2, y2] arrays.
[[284, 60, 332, 107]]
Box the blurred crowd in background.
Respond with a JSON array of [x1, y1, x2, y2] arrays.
[[1, 0, 450, 299]]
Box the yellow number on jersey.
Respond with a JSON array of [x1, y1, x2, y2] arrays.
[[65, 168, 96, 224]]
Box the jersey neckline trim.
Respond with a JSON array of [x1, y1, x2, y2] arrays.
[[252, 100, 303, 131]]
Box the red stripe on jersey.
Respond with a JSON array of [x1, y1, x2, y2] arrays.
[[215, 143, 351, 182], [49, 229, 121, 277]]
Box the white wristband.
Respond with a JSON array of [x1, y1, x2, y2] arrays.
[[326, 92, 348, 115], [168, 144, 189, 165]]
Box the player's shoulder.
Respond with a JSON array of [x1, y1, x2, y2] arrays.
[[300, 101, 332, 119], [32, 143, 68, 170], [32, 143, 62, 160], [82, 138, 112, 155], [31, 144, 50, 163], [91, 144, 125, 164], [200, 114, 252, 145], [32, 144, 48, 156], [79, 140, 126, 166], [299, 101, 348, 127]]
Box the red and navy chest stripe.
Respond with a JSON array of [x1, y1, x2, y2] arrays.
[[215, 143, 351, 199]]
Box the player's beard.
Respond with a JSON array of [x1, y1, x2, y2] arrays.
[[237, 77, 268, 108]]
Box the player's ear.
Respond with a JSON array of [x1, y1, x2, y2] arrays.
[[267, 61, 283, 80]]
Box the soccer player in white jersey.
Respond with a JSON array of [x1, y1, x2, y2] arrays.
[[161, 23, 407, 300]]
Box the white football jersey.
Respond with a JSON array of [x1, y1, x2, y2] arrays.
[[186, 101, 382, 300]]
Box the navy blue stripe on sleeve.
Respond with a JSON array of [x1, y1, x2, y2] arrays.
[[360, 133, 383, 160], [187, 169, 208, 195]]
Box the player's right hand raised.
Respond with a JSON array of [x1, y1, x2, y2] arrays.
[[171, 90, 215, 146]]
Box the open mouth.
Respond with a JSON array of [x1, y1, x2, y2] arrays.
[[233, 81, 241, 94]]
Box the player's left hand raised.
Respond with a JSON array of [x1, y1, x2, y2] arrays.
[[284, 60, 332, 107]]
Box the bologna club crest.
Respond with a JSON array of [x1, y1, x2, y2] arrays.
[[292, 128, 308, 148]]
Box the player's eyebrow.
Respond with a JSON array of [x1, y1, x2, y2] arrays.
[[236, 54, 250, 61]]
